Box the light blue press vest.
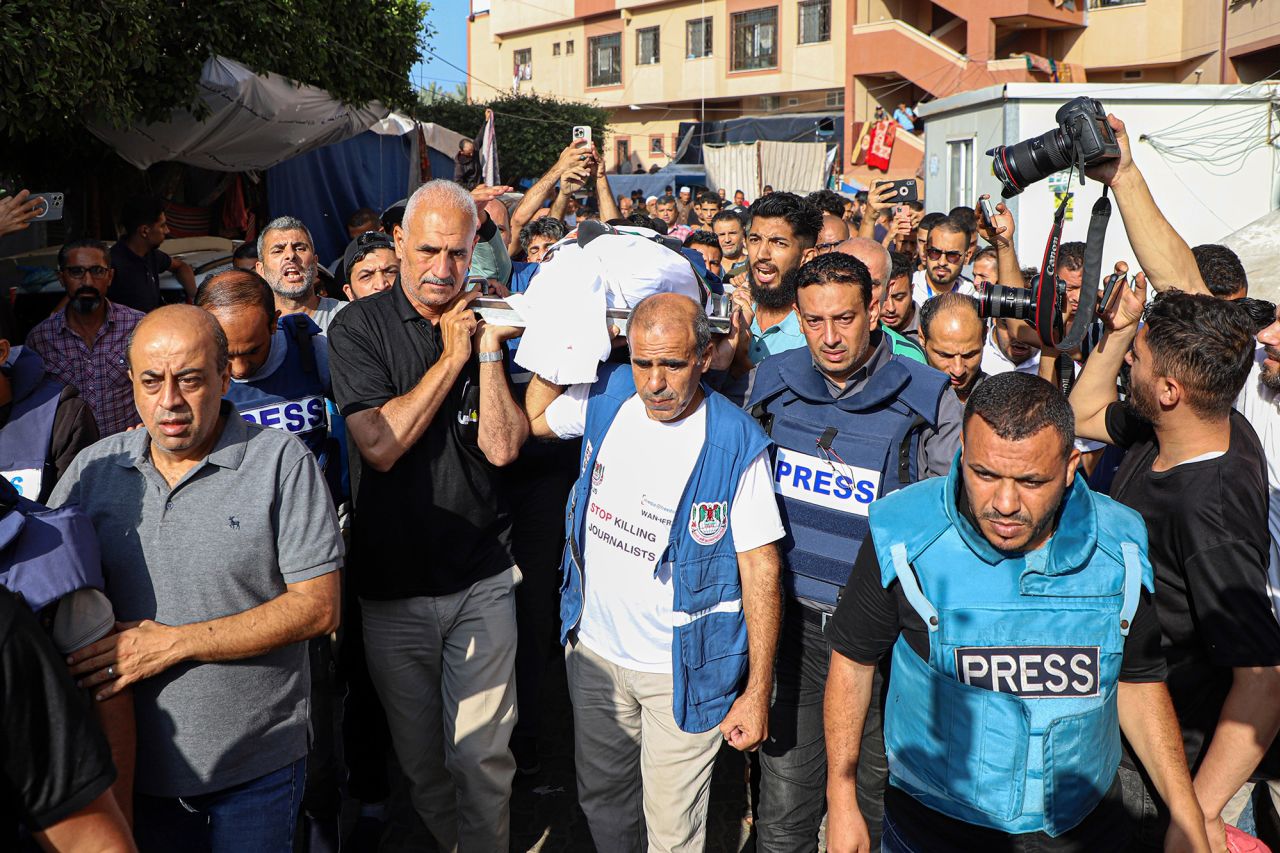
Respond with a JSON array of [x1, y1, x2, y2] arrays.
[[867, 458, 1153, 837], [560, 363, 771, 733]]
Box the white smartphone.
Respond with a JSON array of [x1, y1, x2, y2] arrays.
[[572, 125, 592, 145]]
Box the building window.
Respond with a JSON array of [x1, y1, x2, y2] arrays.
[[732, 8, 778, 72], [552, 42, 560, 56], [826, 89, 845, 107], [637, 26, 660, 65], [566, 39, 575, 55], [513, 48, 532, 81], [650, 135, 665, 155], [616, 138, 631, 169], [947, 138, 974, 212], [798, 0, 831, 44], [687, 17, 713, 58], [589, 33, 621, 87], [759, 94, 780, 111]]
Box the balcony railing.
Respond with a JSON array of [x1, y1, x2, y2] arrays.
[[1088, 0, 1143, 9]]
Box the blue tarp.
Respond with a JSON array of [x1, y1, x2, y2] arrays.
[[265, 130, 412, 264], [598, 166, 708, 202]]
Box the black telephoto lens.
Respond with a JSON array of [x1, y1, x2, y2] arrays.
[[976, 285, 1035, 321], [988, 128, 1074, 198]]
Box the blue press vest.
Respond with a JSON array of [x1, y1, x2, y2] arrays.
[[560, 364, 771, 733], [225, 314, 329, 459], [748, 346, 949, 606], [867, 461, 1152, 837], [0, 476, 103, 615], [0, 347, 67, 504]]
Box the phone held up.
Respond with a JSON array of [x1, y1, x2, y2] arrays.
[[572, 125, 592, 145], [881, 179, 918, 204]]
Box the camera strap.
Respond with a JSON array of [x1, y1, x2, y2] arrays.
[[1035, 185, 1112, 353]]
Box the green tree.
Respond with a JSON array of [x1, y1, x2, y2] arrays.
[[0, 0, 431, 147], [417, 92, 611, 185]]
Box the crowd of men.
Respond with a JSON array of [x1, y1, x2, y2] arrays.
[[1, 108, 1278, 853]]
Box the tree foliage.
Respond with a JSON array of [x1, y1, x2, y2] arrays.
[[416, 92, 612, 185], [0, 0, 431, 146]]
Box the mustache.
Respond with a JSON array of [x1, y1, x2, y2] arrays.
[[420, 274, 455, 286], [978, 510, 1031, 526], [1266, 346, 1280, 361]]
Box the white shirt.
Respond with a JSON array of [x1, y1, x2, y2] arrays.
[[980, 339, 1040, 378], [912, 269, 976, 305], [1233, 346, 1280, 618], [546, 387, 785, 673]]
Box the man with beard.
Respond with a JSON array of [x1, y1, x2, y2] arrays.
[[739, 192, 822, 365], [29, 239, 143, 437], [328, 180, 527, 852], [827, 372, 1209, 853], [913, 218, 976, 305], [1072, 283, 1280, 851], [919, 292, 986, 404], [256, 217, 347, 334]]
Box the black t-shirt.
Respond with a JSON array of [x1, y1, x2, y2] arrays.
[[0, 588, 115, 839], [1105, 403, 1280, 779], [108, 241, 170, 313], [826, 482, 1165, 851], [328, 280, 514, 599]]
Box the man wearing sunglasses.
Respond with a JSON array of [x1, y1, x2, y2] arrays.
[[913, 217, 976, 306], [28, 239, 145, 437]]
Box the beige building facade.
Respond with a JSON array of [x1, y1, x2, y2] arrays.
[[467, 0, 1280, 184]]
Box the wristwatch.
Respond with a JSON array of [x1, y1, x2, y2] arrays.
[[478, 350, 504, 363]]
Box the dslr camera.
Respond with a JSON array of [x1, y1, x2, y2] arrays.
[[987, 97, 1120, 198]]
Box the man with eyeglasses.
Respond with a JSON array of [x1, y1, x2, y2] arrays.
[[28, 238, 144, 437], [913, 217, 976, 306], [815, 214, 850, 256]]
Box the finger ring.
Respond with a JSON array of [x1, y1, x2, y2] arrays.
[[107, 665, 115, 678]]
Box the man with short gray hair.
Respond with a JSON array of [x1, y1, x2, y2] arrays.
[[525, 292, 784, 853], [256, 215, 346, 333], [52, 304, 343, 852], [329, 178, 528, 852]]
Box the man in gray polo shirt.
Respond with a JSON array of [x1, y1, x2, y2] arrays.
[[54, 305, 343, 852]]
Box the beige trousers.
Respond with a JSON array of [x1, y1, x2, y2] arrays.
[[565, 638, 723, 853]]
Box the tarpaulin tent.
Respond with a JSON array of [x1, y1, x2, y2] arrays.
[[675, 113, 843, 167], [265, 116, 468, 264], [90, 56, 388, 172], [702, 141, 829, 197]]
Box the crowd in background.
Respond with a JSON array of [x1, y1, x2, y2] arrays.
[[0, 107, 1278, 853]]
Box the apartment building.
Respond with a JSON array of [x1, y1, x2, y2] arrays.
[[466, 0, 1280, 184]]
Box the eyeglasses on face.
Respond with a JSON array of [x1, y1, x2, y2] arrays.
[[61, 265, 111, 279], [926, 248, 963, 264]]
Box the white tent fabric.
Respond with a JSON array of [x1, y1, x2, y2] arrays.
[[757, 141, 829, 194], [703, 141, 829, 197], [89, 56, 388, 172], [1219, 208, 1280, 304], [703, 144, 760, 198]]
